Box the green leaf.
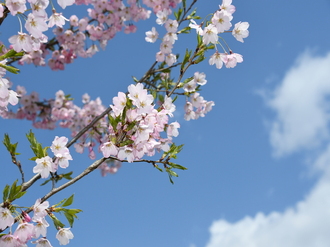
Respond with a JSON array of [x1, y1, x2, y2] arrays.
[[154, 165, 163, 172], [62, 208, 82, 228], [158, 94, 164, 104], [187, 9, 197, 20], [8, 180, 18, 201], [40, 179, 51, 186], [54, 198, 67, 208], [3, 184, 10, 202], [132, 76, 139, 83], [166, 168, 178, 177], [62, 171, 73, 180], [174, 8, 182, 21], [3, 134, 19, 155], [177, 26, 191, 34], [7, 180, 26, 202], [42, 146, 49, 157], [193, 54, 206, 65], [182, 0, 186, 10], [14, 191, 26, 200], [181, 49, 192, 70], [64, 211, 74, 228], [0, 63, 20, 74], [169, 162, 188, 170], [49, 214, 65, 229], [197, 33, 203, 47], [168, 175, 174, 184], [62, 194, 74, 207], [0, 49, 23, 60], [26, 130, 45, 158]]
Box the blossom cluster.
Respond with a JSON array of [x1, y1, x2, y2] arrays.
[[2, 83, 181, 164], [0, 199, 73, 247], [181, 72, 215, 120], [6, 0, 182, 70], [100, 83, 180, 162], [33, 136, 73, 178], [190, 0, 249, 69]]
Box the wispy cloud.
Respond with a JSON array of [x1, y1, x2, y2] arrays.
[[267, 51, 330, 157], [204, 50, 330, 247]]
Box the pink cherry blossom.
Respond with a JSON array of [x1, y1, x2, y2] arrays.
[[211, 10, 232, 33], [0, 5, 4, 18], [202, 24, 218, 45], [183, 79, 197, 93], [32, 199, 49, 221], [56, 152, 73, 169], [156, 9, 169, 25], [0, 207, 14, 230], [50, 136, 69, 156], [189, 20, 203, 35], [145, 27, 158, 43], [48, 12, 68, 28], [111, 91, 127, 116], [100, 141, 118, 157], [0, 234, 20, 247], [232, 21, 249, 43], [209, 51, 227, 69], [9, 32, 33, 52], [33, 156, 56, 178], [25, 13, 48, 38], [6, 0, 27, 16], [30, 0, 49, 17], [167, 121, 180, 137], [33, 237, 53, 247], [194, 72, 207, 86], [57, 0, 75, 9], [117, 146, 135, 163], [56, 228, 74, 245], [165, 53, 176, 66], [33, 218, 49, 238], [225, 52, 243, 68], [162, 96, 176, 117], [13, 222, 35, 243], [165, 19, 178, 33], [220, 0, 236, 14]]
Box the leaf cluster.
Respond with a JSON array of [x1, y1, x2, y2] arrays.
[[2, 180, 26, 204], [26, 130, 49, 160], [51, 194, 82, 228]]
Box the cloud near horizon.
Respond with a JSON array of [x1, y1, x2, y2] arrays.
[[204, 51, 330, 247]]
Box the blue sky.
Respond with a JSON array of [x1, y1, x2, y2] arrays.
[[2, 0, 330, 246]]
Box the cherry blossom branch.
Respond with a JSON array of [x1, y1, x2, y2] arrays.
[[65, 107, 112, 149], [178, 0, 199, 25], [40, 157, 107, 203], [167, 45, 202, 97]]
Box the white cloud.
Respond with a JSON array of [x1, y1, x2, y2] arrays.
[[205, 156, 330, 247], [266, 51, 330, 157], [204, 51, 330, 247]]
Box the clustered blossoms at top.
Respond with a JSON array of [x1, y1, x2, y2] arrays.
[[0, 198, 74, 247], [145, 0, 249, 69], [143, 0, 248, 121], [0, 0, 182, 113]]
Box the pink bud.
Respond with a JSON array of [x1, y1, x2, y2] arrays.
[[21, 211, 32, 223]]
